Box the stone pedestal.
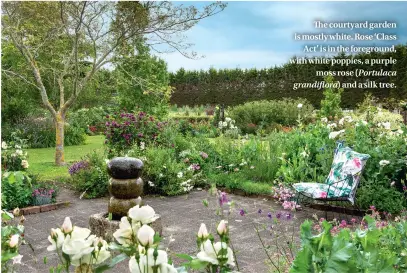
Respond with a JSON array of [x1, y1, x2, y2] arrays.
[[88, 157, 163, 242], [107, 157, 144, 220]]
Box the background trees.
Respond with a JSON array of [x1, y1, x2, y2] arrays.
[[2, 1, 226, 165]]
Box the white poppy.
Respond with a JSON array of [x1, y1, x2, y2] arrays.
[[128, 205, 158, 224]]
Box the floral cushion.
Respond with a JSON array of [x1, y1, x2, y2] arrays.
[[294, 146, 370, 204], [292, 182, 349, 199]]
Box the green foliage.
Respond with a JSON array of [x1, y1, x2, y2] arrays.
[[319, 75, 343, 119], [2, 116, 86, 148], [1, 171, 33, 210], [290, 216, 407, 272], [116, 41, 172, 119], [228, 99, 314, 134], [67, 107, 111, 135], [69, 152, 109, 199]]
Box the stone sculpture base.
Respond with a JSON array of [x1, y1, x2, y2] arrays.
[[89, 212, 162, 242]]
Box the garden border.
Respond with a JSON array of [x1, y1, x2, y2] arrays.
[[18, 201, 71, 215]]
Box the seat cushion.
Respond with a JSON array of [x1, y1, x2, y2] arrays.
[[324, 147, 370, 203], [293, 182, 350, 199]]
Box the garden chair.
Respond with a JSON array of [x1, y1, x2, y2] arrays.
[[292, 143, 370, 219]]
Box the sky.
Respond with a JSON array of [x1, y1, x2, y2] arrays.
[[156, 1, 407, 72]]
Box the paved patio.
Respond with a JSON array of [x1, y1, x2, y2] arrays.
[[17, 187, 327, 273]]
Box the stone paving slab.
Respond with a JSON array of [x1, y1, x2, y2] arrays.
[[16, 187, 332, 273]]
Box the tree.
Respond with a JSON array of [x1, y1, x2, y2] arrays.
[[116, 41, 171, 118], [2, 1, 226, 165]]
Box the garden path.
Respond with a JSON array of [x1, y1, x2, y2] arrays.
[[17, 187, 326, 273]]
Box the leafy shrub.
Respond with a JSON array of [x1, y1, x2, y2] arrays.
[[141, 146, 196, 196], [228, 99, 314, 134], [67, 107, 109, 135], [291, 215, 407, 272], [1, 171, 33, 210], [1, 142, 29, 171], [69, 152, 109, 199], [104, 111, 166, 157], [2, 116, 86, 148]]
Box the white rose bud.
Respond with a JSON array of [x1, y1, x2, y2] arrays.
[[9, 234, 19, 248], [217, 220, 228, 236], [137, 225, 155, 247], [61, 217, 73, 233], [197, 223, 209, 239], [13, 208, 20, 216]]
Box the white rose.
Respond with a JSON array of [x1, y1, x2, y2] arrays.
[[47, 228, 65, 251], [62, 234, 95, 264], [9, 234, 19, 248], [113, 217, 138, 246], [128, 205, 158, 224], [21, 160, 29, 169], [197, 223, 209, 239], [61, 217, 73, 233], [216, 220, 228, 235], [197, 239, 235, 266], [297, 103, 303, 109], [137, 225, 155, 247]]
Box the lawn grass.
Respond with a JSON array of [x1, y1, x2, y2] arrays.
[[27, 135, 105, 181]]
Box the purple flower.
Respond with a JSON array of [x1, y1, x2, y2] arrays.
[[219, 192, 228, 206], [190, 163, 200, 171], [68, 160, 89, 175], [267, 212, 272, 219], [239, 209, 245, 216], [276, 212, 282, 219], [286, 213, 292, 220], [258, 209, 262, 214]]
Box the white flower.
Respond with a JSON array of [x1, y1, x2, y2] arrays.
[[329, 130, 345, 139], [344, 116, 353, 123], [128, 205, 158, 224], [62, 234, 95, 265], [47, 228, 65, 251], [379, 160, 390, 166], [140, 142, 145, 150], [72, 237, 111, 266], [197, 223, 209, 239], [61, 217, 73, 233], [15, 145, 21, 149], [113, 217, 140, 246], [15, 149, 23, 156], [300, 151, 309, 158], [148, 181, 155, 187], [197, 239, 235, 266], [327, 123, 337, 129], [381, 121, 391, 130], [9, 234, 19, 248], [177, 172, 183, 178], [12, 254, 23, 265], [225, 117, 231, 122], [2, 141, 7, 150], [21, 160, 29, 169], [137, 225, 155, 247], [321, 117, 328, 123], [129, 249, 177, 273], [297, 103, 303, 109], [217, 220, 228, 235], [338, 118, 344, 126]]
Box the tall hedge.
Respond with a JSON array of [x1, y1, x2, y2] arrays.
[[169, 44, 407, 108]]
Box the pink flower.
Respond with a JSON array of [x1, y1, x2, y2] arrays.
[[319, 192, 327, 198], [353, 158, 361, 168]]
